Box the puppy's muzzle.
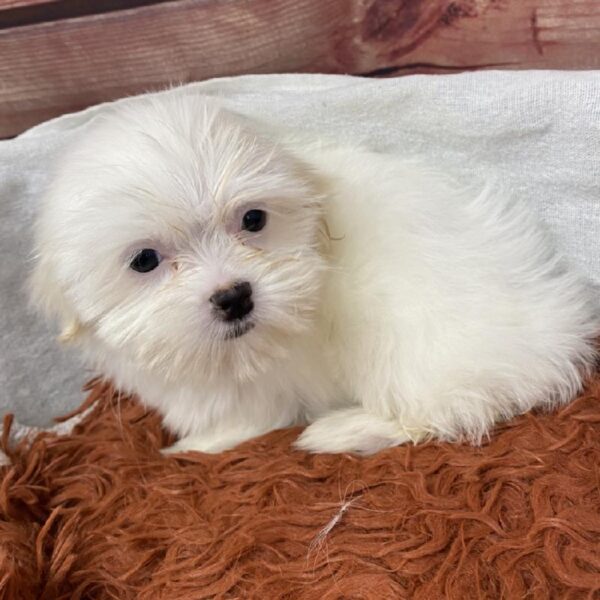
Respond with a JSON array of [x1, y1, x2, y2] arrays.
[[210, 281, 254, 322]]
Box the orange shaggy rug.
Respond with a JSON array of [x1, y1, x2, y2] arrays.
[[2, 374, 600, 599]]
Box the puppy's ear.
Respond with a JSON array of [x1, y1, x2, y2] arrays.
[[28, 253, 85, 345], [57, 319, 85, 344]]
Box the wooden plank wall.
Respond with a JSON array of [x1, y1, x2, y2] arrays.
[[1, 0, 600, 137]]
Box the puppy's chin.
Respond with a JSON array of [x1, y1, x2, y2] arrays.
[[224, 320, 255, 340], [93, 313, 307, 388]]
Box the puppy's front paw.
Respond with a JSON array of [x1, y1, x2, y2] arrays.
[[295, 408, 418, 455], [161, 427, 270, 455], [161, 436, 222, 455]]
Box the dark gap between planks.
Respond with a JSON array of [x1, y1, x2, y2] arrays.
[[0, 0, 182, 29]]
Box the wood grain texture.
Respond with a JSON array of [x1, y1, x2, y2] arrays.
[[1, 0, 600, 137]]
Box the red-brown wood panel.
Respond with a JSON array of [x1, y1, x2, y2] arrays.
[[1, 0, 599, 137]]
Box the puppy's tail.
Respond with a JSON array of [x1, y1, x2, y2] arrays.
[[294, 407, 427, 455]]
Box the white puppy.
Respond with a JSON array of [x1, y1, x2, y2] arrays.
[[30, 93, 599, 455]]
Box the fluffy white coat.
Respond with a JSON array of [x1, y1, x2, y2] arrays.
[[30, 94, 600, 455]]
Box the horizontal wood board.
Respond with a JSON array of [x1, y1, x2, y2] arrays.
[[1, 0, 600, 137]]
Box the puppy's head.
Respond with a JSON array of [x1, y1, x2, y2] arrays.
[[30, 94, 326, 385]]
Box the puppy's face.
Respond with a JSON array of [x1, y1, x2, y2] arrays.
[[31, 96, 326, 384]]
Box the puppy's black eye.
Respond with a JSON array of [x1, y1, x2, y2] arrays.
[[242, 209, 267, 232], [130, 249, 160, 273]]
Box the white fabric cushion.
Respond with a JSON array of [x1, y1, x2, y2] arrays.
[[1, 71, 599, 427]]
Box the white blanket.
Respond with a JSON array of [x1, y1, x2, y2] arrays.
[[1, 71, 599, 429]]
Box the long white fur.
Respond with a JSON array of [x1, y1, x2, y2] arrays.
[[29, 93, 600, 455]]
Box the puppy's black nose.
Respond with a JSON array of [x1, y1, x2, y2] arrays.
[[210, 281, 253, 321]]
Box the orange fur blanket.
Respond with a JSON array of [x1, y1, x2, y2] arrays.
[[2, 375, 600, 599]]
